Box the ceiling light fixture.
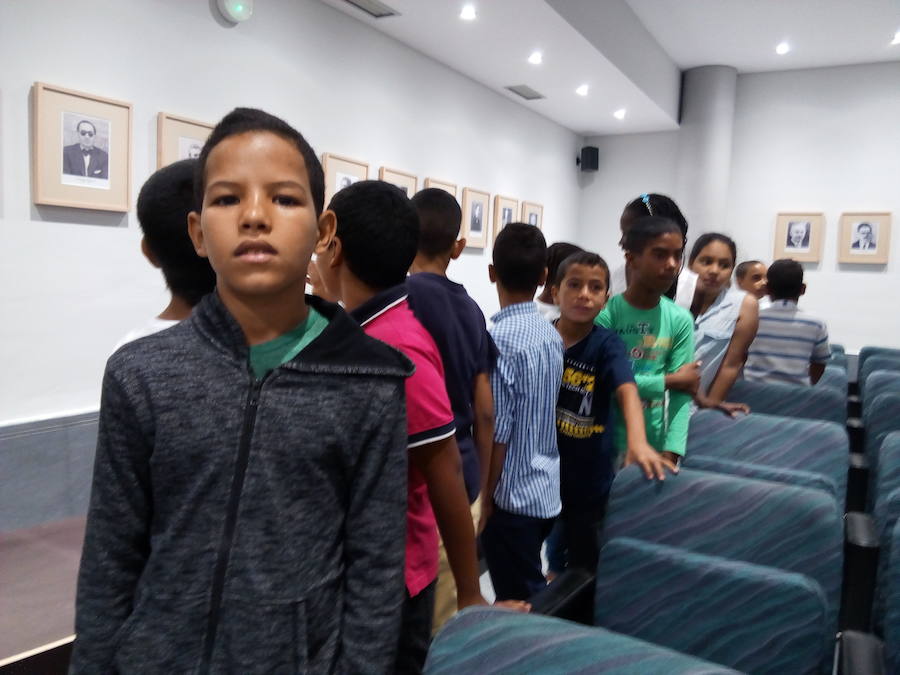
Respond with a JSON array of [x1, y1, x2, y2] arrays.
[[460, 4, 476, 21], [575, 84, 589, 96], [528, 51, 543, 65], [775, 41, 791, 55], [892, 31, 900, 45], [613, 108, 627, 120]]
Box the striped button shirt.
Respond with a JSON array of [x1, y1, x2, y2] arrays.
[[744, 299, 831, 386], [489, 302, 564, 518]]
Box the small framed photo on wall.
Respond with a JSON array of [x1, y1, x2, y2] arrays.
[[521, 201, 543, 229], [773, 212, 825, 262], [461, 188, 490, 249], [378, 167, 417, 196], [493, 195, 519, 243], [424, 177, 457, 197], [322, 153, 369, 205], [32, 82, 132, 211], [157, 113, 213, 168], [838, 212, 891, 264]]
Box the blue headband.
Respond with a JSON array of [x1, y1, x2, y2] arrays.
[[640, 193, 653, 215]]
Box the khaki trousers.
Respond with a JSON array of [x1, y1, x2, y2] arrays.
[[431, 497, 482, 634]]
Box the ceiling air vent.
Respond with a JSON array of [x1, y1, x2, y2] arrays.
[[505, 85, 545, 101], [342, 0, 399, 18]]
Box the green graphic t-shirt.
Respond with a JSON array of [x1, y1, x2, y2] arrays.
[[249, 306, 329, 379]]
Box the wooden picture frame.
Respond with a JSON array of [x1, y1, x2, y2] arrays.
[[32, 82, 132, 212], [493, 195, 519, 243], [157, 113, 213, 168], [773, 212, 825, 262], [379, 167, 417, 196], [521, 201, 543, 229], [322, 153, 369, 205], [424, 177, 457, 197], [838, 212, 891, 264], [461, 188, 490, 249]]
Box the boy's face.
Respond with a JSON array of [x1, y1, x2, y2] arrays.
[[738, 262, 768, 299], [552, 263, 609, 324], [188, 131, 333, 305], [626, 232, 683, 295]]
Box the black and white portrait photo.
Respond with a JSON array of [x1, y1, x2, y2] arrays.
[[528, 213, 538, 226], [470, 201, 483, 234], [851, 222, 878, 252], [501, 207, 513, 225], [785, 220, 811, 251], [336, 172, 358, 191], [178, 136, 203, 160], [61, 111, 110, 188]]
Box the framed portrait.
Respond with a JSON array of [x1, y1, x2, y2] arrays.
[[157, 113, 213, 168], [32, 82, 132, 212], [838, 212, 891, 264], [493, 195, 519, 243], [773, 212, 825, 262], [379, 167, 417, 196], [461, 188, 490, 249], [521, 201, 543, 229], [424, 178, 457, 197], [322, 153, 369, 205]]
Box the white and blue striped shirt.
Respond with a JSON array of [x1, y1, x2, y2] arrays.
[[744, 299, 831, 386], [489, 302, 564, 518]]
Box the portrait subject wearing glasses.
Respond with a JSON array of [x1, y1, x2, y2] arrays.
[[62, 115, 109, 181]]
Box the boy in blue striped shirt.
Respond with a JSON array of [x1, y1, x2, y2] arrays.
[[744, 259, 831, 385], [480, 223, 565, 601]]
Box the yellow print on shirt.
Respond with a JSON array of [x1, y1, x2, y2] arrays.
[[556, 408, 605, 439], [562, 366, 595, 392]]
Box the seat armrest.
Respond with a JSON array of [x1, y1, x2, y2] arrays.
[[528, 567, 594, 625], [838, 630, 885, 675], [841, 513, 880, 631]]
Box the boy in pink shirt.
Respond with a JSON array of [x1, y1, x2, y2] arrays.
[[316, 180, 486, 673]]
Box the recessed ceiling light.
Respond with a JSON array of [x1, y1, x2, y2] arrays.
[[528, 51, 543, 65], [775, 41, 791, 55], [892, 30, 900, 45], [460, 4, 476, 20], [575, 84, 589, 96], [613, 108, 627, 120]]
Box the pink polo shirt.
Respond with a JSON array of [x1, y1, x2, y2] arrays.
[[362, 298, 455, 596]]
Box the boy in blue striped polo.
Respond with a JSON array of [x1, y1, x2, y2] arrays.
[[744, 259, 831, 385], [480, 223, 565, 601]]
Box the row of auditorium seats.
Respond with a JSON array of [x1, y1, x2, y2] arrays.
[[426, 344, 900, 674]]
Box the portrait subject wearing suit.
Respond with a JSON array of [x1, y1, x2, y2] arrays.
[[62, 119, 109, 179], [851, 222, 877, 251], [786, 220, 811, 250]]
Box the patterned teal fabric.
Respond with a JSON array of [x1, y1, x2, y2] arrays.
[[886, 518, 900, 675], [687, 410, 847, 510], [863, 393, 900, 510], [728, 379, 845, 425], [603, 466, 843, 649], [595, 537, 828, 674], [818, 365, 848, 393], [873, 486, 900, 634], [425, 607, 741, 674], [862, 369, 900, 411], [859, 346, 900, 372], [684, 455, 840, 505], [831, 344, 846, 355]]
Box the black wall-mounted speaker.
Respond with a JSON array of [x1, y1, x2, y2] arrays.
[[578, 146, 599, 172]]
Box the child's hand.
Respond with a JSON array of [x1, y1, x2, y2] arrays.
[[457, 591, 490, 610], [494, 600, 531, 613], [696, 396, 750, 418], [477, 499, 494, 536], [624, 443, 678, 480], [666, 361, 702, 395]]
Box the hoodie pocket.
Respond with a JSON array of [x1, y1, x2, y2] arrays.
[[113, 592, 207, 673], [212, 597, 309, 674]]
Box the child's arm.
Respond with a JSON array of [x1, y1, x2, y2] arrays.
[[413, 437, 486, 610], [70, 370, 153, 673], [617, 382, 677, 479], [472, 371, 494, 498], [809, 362, 826, 384], [478, 350, 516, 533], [701, 293, 759, 409], [662, 311, 697, 460], [809, 325, 831, 385], [340, 390, 408, 674]]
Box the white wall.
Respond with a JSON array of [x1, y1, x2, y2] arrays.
[[578, 61, 900, 353], [0, 0, 582, 424]]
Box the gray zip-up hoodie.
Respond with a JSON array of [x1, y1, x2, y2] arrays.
[[71, 292, 414, 674]]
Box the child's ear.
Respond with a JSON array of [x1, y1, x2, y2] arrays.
[[538, 265, 548, 287], [140, 237, 161, 269], [315, 210, 337, 255], [800, 283, 807, 297], [488, 263, 497, 284], [451, 239, 466, 259], [187, 211, 208, 258], [327, 236, 344, 268], [550, 284, 560, 305]]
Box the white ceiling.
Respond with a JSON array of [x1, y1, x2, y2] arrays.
[[319, 0, 900, 136]]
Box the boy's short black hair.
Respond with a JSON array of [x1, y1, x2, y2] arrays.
[[766, 259, 804, 299], [409, 188, 461, 256], [137, 159, 216, 306], [554, 251, 610, 288], [623, 193, 689, 239], [688, 232, 737, 266], [622, 216, 684, 254], [194, 107, 325, 216], [735, 259, 764, 281], [492, 223, 547, 293], [545, 242, 583, 287], [329, 180, 419, 290]]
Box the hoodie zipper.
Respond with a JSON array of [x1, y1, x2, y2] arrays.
[[199, 376, 263, 673]]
